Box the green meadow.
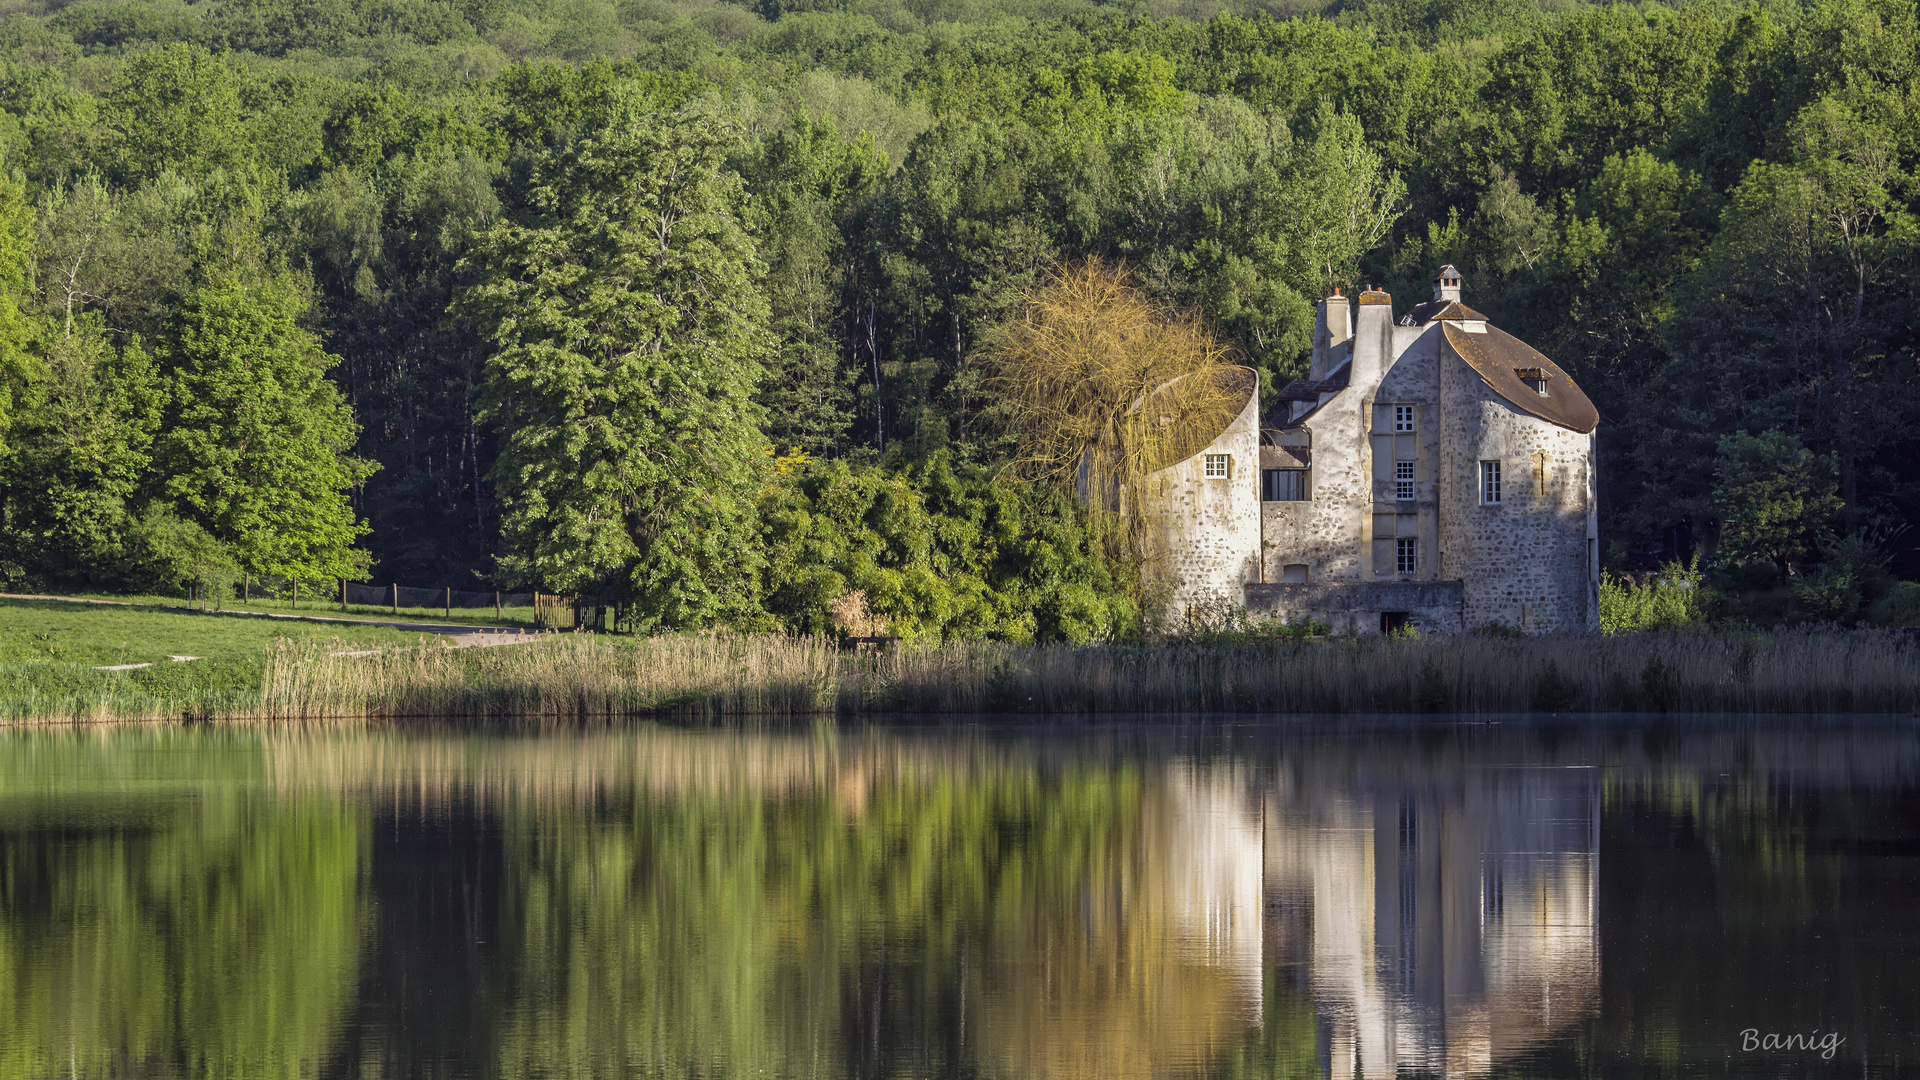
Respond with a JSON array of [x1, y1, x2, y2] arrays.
[[0, 599, 448, 723]]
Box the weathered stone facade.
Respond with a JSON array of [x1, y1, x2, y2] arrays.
[[1136, 373, 1264, 618], [1139, 267, 1599, 634], [1244, 580, 1466, 635]]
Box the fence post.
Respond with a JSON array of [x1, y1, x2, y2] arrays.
[[293, 579, 298, 610], [243, 573, 249, 603], [340, 579, 346, 609], [495, 591, 501, 620], [391, 584, 397, 615], [445, 587, 451, 618]]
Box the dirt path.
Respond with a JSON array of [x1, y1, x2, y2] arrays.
[[0, 593, 548, 648]]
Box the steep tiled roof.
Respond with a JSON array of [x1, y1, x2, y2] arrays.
[[1269, 360, 1350, 426], [1400, 299, 1488, 326], [1442, 323, 1599, 433]]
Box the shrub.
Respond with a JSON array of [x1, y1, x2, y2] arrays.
[[1412, 658, 1451, 712], [1869, 581, 1920, 627], [1531, 659, 1578, 711], [758, 453, 1137, 644], [1600, 558, 1704, 633]]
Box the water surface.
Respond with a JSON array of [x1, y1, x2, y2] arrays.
[[3, 717, 1917, 1078]]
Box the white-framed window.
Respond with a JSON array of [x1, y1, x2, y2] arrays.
[[1396, 537, 1418, 575], [1481, 460, 1503, 504], [1393, 405, 1415, 432], [1204, 454, 1231, 479], [1395, 460, 1414, 501]]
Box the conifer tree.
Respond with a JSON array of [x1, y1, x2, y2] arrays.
[[460, 103, 771, 629]]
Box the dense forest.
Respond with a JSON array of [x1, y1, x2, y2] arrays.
[[0, 0, 1915, 634]]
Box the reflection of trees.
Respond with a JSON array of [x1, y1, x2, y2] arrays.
[[488, 754, 1175, 1077], [0, 732, 366, 1079]]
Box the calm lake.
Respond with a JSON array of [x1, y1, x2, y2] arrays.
[[4, 717, 1918, 1078]]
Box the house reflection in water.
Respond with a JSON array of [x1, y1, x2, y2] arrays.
[[1163, 762, 1600, 1080]]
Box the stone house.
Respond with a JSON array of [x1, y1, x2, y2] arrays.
[[1140, 267, 1600, 634]]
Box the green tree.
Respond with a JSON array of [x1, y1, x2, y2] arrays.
[[104, 45, 252, 184], [1712, 431, 1843, 581], [154, 276, 376, 581], [460, 103, 772, 629], [0, 169, 36, 452], [0, 319, 165, 586], [742, 113, 882, 456]]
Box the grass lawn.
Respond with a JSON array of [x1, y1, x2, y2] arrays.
[[0, 598, 449, 666], [64, 591, 545, 630], [0, 598, 453, 722]]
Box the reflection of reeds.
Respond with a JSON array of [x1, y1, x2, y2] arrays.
[[244, 629, 1920, 722]]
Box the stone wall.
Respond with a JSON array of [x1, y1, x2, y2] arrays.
[[1261, 379, 1368, 586], [1244, 580, 1465, 635], [1437, 344, 1597, 632], [1138, 381, 1264, 621]]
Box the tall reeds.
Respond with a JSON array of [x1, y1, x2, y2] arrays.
[[238, 628, 1920, 721], [12, 628, 1916, 724]]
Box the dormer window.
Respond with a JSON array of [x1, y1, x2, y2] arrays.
[[1516, 367, 1550, 396]]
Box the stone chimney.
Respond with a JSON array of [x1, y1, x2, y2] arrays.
[[1311, 289, 1351, 379], [1432, 264, 1463, 303], [1352, 285, 1394, 390]]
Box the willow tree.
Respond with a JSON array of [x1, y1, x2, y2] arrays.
[[977, 260, 1241, 559]]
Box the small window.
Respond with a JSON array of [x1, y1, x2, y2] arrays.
[[1204, 454, 1231, 479], [1396, 537, 1418, 575], [1481, 460, 1503, 504], [1515, 367, 1550, 396], [1282, 563, 1309, 584], [1393, 405, 1415, 433], [1395, 460, 1414, 501], [1262, 468, 1308, 501]]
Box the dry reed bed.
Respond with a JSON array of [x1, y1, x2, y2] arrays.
[[244, 628, 1920, 721]]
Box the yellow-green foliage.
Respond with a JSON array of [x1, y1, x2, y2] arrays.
[[1600, 559, 1705, 633]]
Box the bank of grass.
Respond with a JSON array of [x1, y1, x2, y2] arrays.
[[235, 627, 1919, 721], [0, 598, 449, 722]]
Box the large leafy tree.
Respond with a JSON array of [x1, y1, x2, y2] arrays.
[[0, 320, 164, 585], [460, 102, 772, 629], [0, 169, 36, 452], [154, 276, 376, 581], [1713, 431, 1843, 581]]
